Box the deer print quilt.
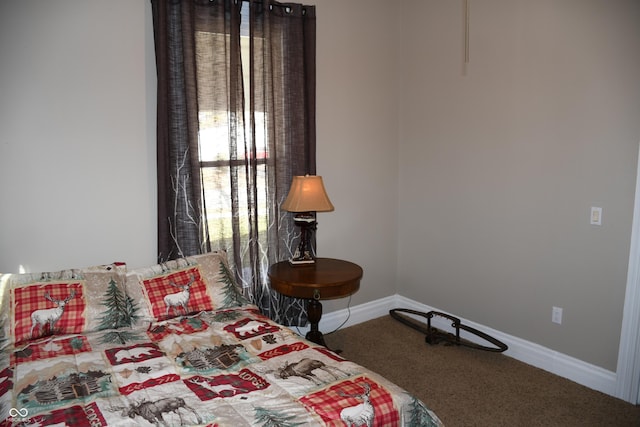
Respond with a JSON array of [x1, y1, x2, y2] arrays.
[[0, 252, 442, 426]]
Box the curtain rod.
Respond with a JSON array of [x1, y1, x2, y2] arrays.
[[231, 0, 315, 11], [230, 0, 314, 6], [202, 0, 314, 17]]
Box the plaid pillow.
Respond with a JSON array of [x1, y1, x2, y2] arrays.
[[0, 263, 127, 349], [141, 267, 213, 321], [13, 282, 84, 344], [126, 251, 248, 326]]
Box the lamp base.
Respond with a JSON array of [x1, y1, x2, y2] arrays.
[[289, 212, 317, 266]]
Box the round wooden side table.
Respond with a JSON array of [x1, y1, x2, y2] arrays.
[[268, 258, 363, 348]]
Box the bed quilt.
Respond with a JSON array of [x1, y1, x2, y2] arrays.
[[0, 252, 442, 426], [1, 306, 442, 426]]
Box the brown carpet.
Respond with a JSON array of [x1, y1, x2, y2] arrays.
[[324, 315, 640, 427]]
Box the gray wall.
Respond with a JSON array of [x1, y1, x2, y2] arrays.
[[315, 0, 402, 310], [396, 0, 640, 371], [0, 0, 157, 271], [1, 0, 639, 373]]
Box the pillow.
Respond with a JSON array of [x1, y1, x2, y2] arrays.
[[125, 250, 248, 326], [0, 263, 127, 349]]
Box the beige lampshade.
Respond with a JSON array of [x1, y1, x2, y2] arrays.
[[281, 175, 335, 213]]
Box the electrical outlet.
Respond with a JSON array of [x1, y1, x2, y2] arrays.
[[552, 306, 563, 324]]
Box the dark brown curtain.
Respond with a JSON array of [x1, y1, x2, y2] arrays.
[[151, 0, 316, 325]]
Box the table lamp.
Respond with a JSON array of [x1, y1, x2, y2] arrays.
[[281, 175, 334, 265]]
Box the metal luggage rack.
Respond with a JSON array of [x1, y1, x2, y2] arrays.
[[389, 308, 508, 353]]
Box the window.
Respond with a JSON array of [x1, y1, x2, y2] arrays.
[[196, 7, 268, 257], [153, 0, 316, 325]]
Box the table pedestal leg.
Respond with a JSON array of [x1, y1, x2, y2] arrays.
[[305, 298, 327, 347]]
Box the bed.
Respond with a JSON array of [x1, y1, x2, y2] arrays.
[[0, 251, 442, 426]]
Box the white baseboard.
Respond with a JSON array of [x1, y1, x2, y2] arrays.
[[299, 294, 618, 399]]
